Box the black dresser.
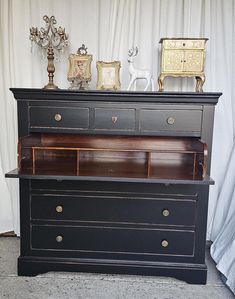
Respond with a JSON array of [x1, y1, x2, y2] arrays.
[[6, 88, 221, 284]]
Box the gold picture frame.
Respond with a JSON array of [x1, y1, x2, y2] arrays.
[[67, 54, 92, 82], [96, 61, 121, 90]]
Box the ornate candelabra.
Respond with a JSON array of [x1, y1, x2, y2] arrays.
[[30, 15, 68, 89]]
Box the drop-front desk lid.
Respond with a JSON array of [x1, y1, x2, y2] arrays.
[[6, 168, 214, 185]]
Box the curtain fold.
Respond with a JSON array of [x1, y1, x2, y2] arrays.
[[0, 0, 234, 293], [0, 0, 19, 235], [210, 142, 235, 294]]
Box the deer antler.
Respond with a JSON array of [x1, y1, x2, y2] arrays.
[[128, 46, 138, 57]]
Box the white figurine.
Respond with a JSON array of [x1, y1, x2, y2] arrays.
[[127, 47, 154, 91]]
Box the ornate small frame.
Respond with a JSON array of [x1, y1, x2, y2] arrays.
[[96, 61, 121, 90], [68, 54, 92, 82]]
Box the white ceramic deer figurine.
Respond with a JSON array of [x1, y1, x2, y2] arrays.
[[127, 47, 154, 91]]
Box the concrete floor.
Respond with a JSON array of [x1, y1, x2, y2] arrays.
[[0, 238, 234, 299]]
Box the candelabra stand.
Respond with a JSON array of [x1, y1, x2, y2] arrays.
[[30, 15, 68, 89]]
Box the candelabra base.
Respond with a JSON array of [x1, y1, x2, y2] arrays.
[[43, 83, 59, 90]]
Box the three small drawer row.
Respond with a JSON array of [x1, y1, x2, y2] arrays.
[[29, 105, 202, 135]]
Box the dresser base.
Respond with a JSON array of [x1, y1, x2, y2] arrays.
[[18, 256, 207, 284]]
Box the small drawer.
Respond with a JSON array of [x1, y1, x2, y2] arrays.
[[29, 106, 89, 130], [140, 109, 202, 135], [31, 194, 196, 226], [163, 39, 205, 50], [31, 225, 195, 256], [94, 108, 136, 131]]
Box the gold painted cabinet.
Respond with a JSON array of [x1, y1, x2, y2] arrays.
[[158, 38, 208, 91]]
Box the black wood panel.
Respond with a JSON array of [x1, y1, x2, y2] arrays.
[[29, 106, 89, 129], [31, 225, 195, 256], [6, 168, 214, 185], [31, 194, 196, 226], [10, 88, 221, 104], [94, 108, 136, 131], [140, 109, 202, 133], [29, 179, 201, 195], [17, 256, 207, 284]]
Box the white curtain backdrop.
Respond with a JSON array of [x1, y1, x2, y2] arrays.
[[0, 0, 234, 293]]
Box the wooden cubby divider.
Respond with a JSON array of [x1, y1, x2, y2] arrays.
[[18, 133, 208, 180]]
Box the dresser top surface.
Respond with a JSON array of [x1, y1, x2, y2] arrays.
[[159, 38, 209, 43], [10, 88, 221, 104]]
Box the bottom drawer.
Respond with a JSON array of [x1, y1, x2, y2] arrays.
[[31, 225, 195, 256]]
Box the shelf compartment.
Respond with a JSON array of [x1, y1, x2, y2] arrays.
[[18, 133, 208, 180]]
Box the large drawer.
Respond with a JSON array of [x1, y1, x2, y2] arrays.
[[31, 194, 197, 226], [94, 108, 136, 131], [140, 109, 202, 135], [29, 106, 89, 130], [31, 225, 195, 256]]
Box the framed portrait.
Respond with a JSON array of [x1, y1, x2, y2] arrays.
[[68, 54, 92, 82], [96, 61, 121, 90]]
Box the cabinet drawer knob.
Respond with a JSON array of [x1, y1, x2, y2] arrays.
[[56, 205, 63, 213], [54, 113, 62, 122], [167, 117, 175, 125], [111, 116, 118, 124], [161, 240, 169, 247], [56, 235, 63, 242], [162, 209, 170, 217]]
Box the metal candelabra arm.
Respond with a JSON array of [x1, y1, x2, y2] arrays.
[[29, 15, 68, 89]]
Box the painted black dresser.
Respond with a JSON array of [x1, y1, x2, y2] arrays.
[[6, 88, 221, 284]]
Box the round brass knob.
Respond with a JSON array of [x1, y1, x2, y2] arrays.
[[56, 235, 63, 242], [162, 209, 170, 217], [167, 117, 175, 125], [56, 205, 63, 213], [54, 113, 62, 122], [161, 240, 169, 247]]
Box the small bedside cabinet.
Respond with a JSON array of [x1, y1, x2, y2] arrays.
[[158, 38, 208, 92]]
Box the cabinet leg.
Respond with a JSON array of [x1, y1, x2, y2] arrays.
[[158, 74, 165, 91], [195, 75, 205, 92]]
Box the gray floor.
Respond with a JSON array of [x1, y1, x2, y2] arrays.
[[0, 238, 234, 299]]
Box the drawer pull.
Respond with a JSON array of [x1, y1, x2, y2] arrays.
[[162, 209, 170, 217], [161, 240, 169, 247], [54, 113, 62, 122], [56, 235, 63, 242], [167, 117, 175, 125], [56, 205, 63, 213], [111, 116, 118, 124]]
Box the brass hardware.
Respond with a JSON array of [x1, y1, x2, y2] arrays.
[[56, 205, 63, 213], [112, 116, 118, 124], [54, 113, 62, 122], [167, 117, 175, 125], [162, 209, 170, 217], [161, 240, 169, 247], [56, 235, 63, 242]]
